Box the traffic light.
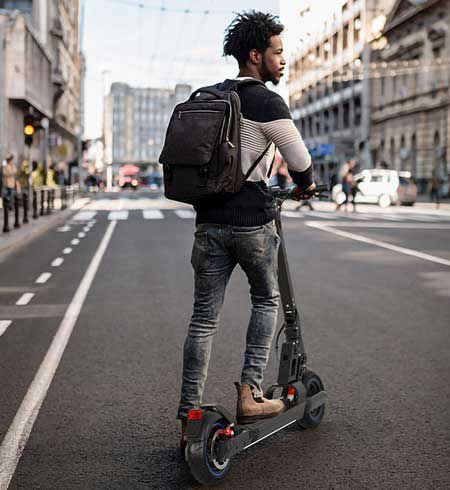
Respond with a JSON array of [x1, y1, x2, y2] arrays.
[[23, 113, 35, 146]]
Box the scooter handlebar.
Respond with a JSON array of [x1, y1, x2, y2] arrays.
[[270, 184, 329, 200]]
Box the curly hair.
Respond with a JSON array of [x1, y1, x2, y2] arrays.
[[223, 11, 284, 66]]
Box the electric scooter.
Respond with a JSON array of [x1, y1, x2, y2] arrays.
[[184, 184, 329, 486]]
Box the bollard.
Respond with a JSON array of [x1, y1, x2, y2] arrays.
[[33, 188, 38, 219], [14, 193, 20, 228], [46, 189, 51, 215], [2, 196, 10, 232], [23, 191, 29, 224], [40, 189, 45, 216]]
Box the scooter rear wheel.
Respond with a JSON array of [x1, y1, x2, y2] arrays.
[[297, 370, 325, 429], [186, 412, 232, 486]]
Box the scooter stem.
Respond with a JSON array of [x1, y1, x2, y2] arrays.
[[274, 201, 306, 385]]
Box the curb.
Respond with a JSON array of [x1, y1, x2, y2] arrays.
[[0, 198, 90, 263]]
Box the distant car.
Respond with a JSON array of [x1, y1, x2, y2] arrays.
[[332, 169, 417, 208], [120, 174, 139, 190]]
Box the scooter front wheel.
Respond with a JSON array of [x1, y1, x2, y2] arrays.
[[186, 412, 232, 486], [297, 370, 325, 429]]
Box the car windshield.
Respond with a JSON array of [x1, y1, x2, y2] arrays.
[[399, 176, 414, 186]]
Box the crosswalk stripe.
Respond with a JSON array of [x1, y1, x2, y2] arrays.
[[108, 211, 129, 220], [174, 209, 195, 219], [73, 211, 97, 221], [143, 209, 164, 219], [281, 211, 303, 218], [0, 320, 12, 336], [16, 293, 35, 306]]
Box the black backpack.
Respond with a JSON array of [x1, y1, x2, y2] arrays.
[[159, 79, 271, 205]]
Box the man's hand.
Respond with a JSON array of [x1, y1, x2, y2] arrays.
[[291, 182, 316, 201]]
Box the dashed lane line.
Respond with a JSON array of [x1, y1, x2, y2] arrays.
[[78, 232, 86, 238], [63, 248, 72, 255], [35, 273, 52, 284], [71, 239, 80, 246], [0, 320, 12, 336], [51, 258, 64, 267], [0, 220, 117, 489], [306, 221, 450, 267], [16, 293, 35, 306]]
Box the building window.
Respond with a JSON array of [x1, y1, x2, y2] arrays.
[[354, 17, 361, 43], [411, 134, 417, 175], [333, 32, 339, 56], [343, 24, 349, 50]]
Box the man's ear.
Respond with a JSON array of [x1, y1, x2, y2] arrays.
[[248, 49, 262, 65]]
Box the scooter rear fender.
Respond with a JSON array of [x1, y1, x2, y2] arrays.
[[185, 405, 235, 442]]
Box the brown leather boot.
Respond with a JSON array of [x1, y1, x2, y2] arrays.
[[235, 382, 285, 424]]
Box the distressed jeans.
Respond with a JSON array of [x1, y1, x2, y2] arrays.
[[177, 221, 280, 419]]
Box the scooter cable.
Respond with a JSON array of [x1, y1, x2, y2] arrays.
[[274, 323, 285, 361]]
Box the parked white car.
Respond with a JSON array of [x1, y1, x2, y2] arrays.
[[332, 169, 417, 208]]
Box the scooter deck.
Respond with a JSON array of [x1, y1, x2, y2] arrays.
[[216, 390, 326, 461]]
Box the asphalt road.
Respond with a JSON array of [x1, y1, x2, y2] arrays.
[[1, 191, 450, 489]]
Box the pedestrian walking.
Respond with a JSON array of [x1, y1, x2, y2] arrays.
[[429, 171, 442, 209], [174, 11, 315, 452], [31, 161, 44, 189], [1, 154, 19, 210], [337, 160, 356, 212]]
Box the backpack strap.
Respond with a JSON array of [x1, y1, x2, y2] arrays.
[[229, 78, 266, 91], [189, 86, 224, 100], [244, 141, 273, 180]]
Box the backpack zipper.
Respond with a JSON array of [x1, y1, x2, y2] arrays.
[[177, 109, 221, 119]]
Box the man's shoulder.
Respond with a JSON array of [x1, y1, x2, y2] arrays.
[[238, 83, 291, 123]]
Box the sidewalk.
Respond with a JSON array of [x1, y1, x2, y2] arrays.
[[0, 197, 89, 261]]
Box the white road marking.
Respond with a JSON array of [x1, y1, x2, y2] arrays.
[[78, 232, 86, 238], [306, 221, 450, 267], [143, 209, 164, 219], [0, 320, 12, 336], [0, 220, 117, 489], [83, 226, 90, 232], [51, 258, 64, 267], [304, 211, 339, 220], [108, 210, 128, 220], [305, 221, 450, 229], [57, 225, 71, 232], [16, 293, 35, 306], [72, 211, 97, 221], [174, 209, 195, 219], [63, 248, 72, 255], [88, 219, 96, 225], [35, 273, 52, 284], [281, 211, 303, 218], [71, 239, 80, 246]]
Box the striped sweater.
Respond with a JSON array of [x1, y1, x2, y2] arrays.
[[195, 77, 313, 226]]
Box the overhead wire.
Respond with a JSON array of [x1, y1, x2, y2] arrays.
[[108, 0, 234, 15], [164, 0, 194, 85], [147, 0, 165, 85], [176, 0, 215, 83]]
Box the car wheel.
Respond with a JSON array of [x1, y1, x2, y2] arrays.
[[378, 194, 391, 208]]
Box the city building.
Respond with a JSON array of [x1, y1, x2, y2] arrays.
[[287, 0, 395, 181], [103, 82, 191, 166], [369, 0, 449, 191], [0, 0, 84, 182]]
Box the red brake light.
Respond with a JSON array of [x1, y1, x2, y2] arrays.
[[287, 386, 296, 397], [187, 409, 203, 421]]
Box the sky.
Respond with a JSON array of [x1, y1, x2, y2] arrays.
[[82, 0, 343, 139]]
